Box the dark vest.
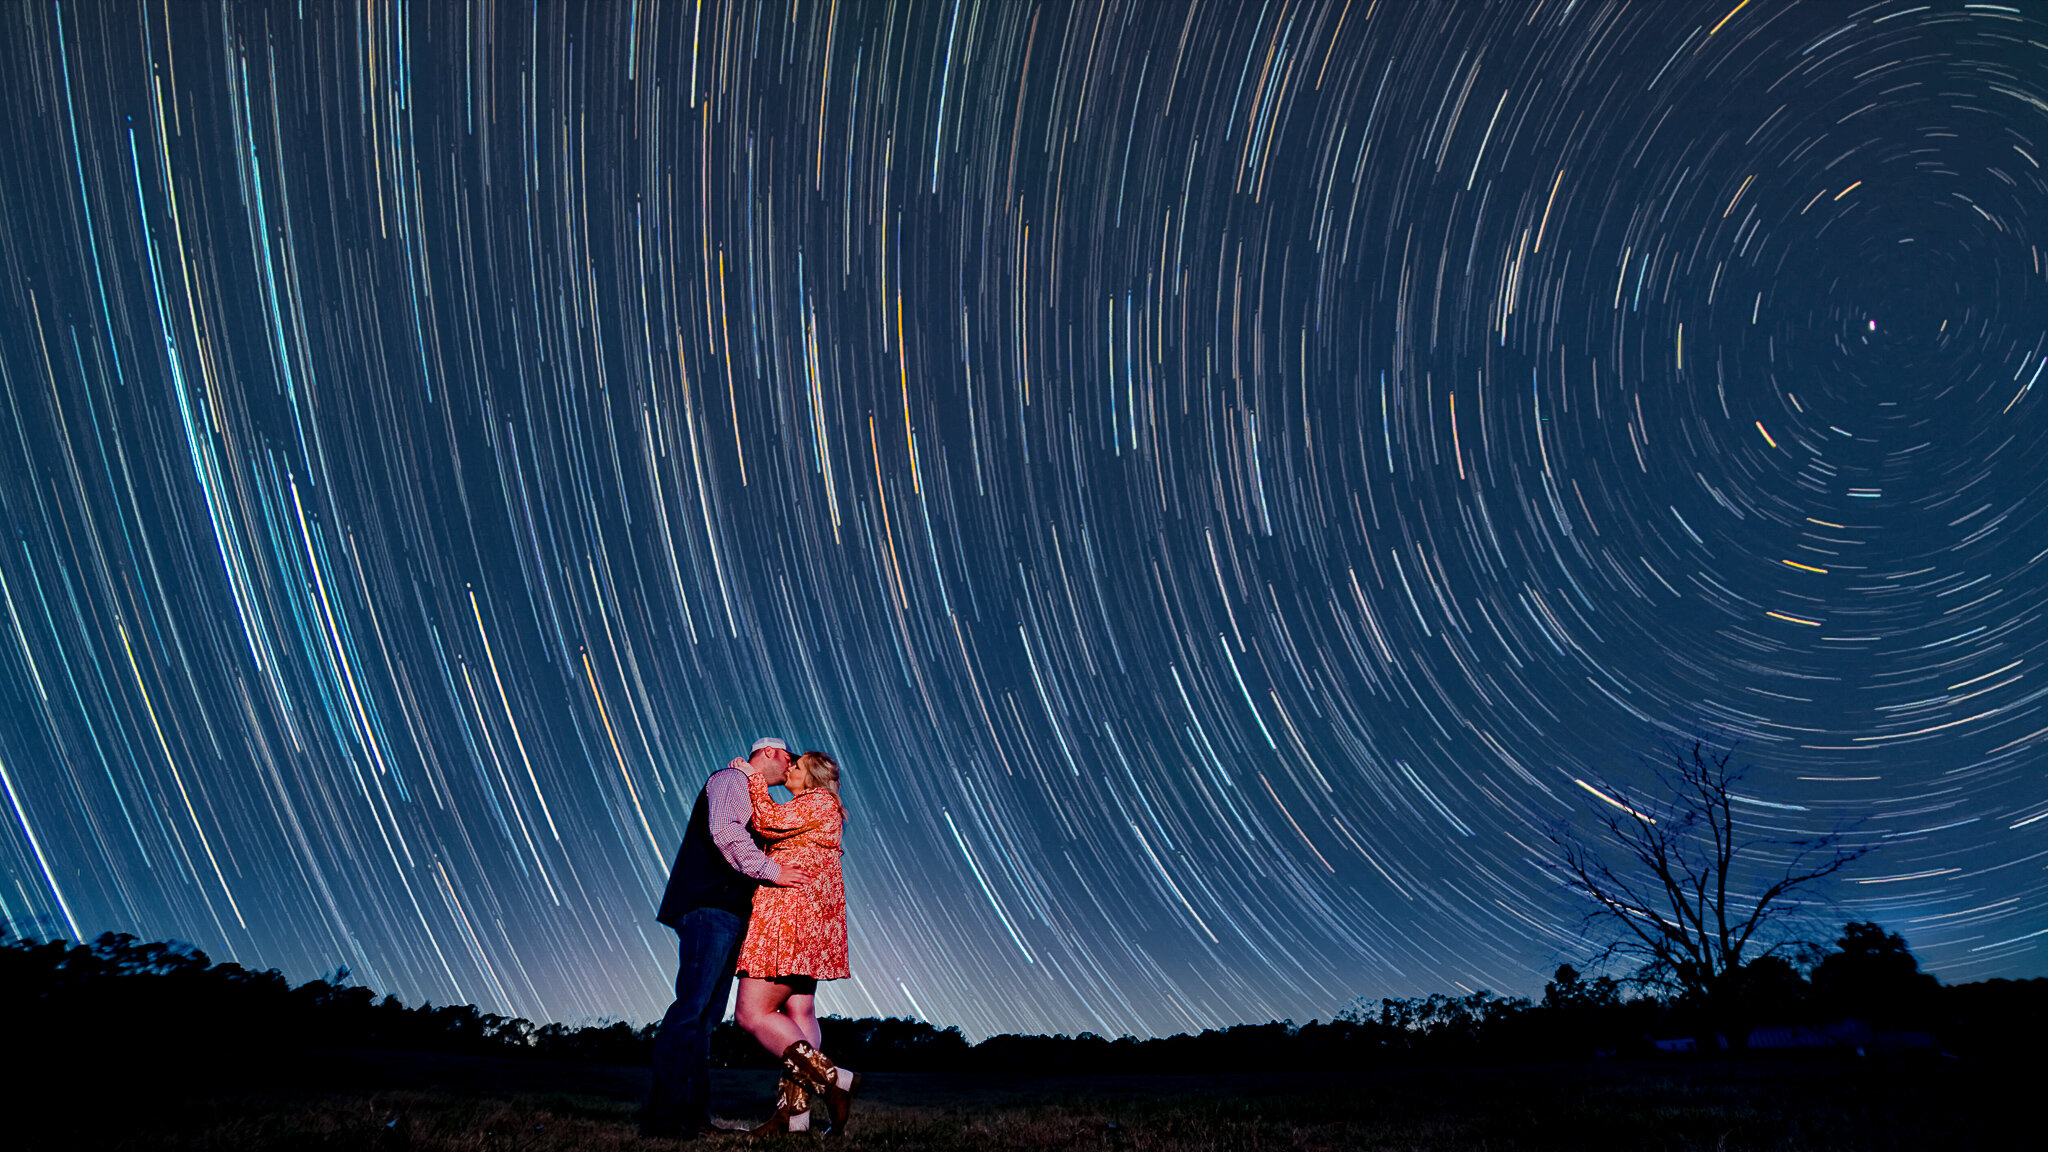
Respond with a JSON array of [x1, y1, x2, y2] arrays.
[[656, 770, 756, 926]]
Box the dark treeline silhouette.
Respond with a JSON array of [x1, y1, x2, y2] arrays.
[[0, 931, 661, 1065], [7, 925, 2045, 1073]]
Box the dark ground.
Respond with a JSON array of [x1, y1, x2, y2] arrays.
[[9, 1046, 2026, 1150]]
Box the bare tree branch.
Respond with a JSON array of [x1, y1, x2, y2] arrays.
[[1544, 739, 1868, 1004]]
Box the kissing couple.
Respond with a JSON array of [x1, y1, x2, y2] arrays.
[[642, 737, 860, 1138]]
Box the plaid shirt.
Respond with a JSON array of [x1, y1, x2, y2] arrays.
[[706, 764, 779, 882]]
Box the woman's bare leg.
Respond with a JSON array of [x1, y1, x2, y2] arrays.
[[734, 976, 805, 1055], [785, 991, 822, 1049]]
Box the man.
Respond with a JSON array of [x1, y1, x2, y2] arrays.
[[642, 737, 812, 1138]]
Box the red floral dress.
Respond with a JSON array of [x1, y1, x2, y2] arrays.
[[734, 770, 849, 980]]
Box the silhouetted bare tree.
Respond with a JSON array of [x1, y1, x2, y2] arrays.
[[1548, 741, 1867, 1009]]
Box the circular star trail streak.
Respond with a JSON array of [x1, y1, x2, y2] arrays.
[[4, 0, 2048, 1038]]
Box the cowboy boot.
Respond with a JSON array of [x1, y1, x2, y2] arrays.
[[782, 1040, 861, 1133], [748, 1071, 813, 1136]]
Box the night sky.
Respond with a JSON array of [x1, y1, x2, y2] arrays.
[[4, 0, 2047, 1040]]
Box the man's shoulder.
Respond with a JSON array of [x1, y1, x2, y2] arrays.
[[705, 764, 749, 793]]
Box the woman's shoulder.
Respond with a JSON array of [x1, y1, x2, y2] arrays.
[[793, 791, 843, 818]]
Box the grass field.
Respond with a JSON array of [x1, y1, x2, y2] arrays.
[[13, 1048, 2025, 1151]]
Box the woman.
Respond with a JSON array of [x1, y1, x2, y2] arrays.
[[732, 749, 860, 1134]]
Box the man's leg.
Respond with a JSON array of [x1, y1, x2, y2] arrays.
[[642, 908, 745, 1136]]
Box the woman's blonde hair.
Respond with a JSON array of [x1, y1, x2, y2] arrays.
[[796, 750, 844, 817]]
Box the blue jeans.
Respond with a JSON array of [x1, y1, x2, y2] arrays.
[[643, 907, 746, 1135]]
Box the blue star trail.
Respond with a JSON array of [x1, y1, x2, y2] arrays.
[[3, 0, 2047, 1040]]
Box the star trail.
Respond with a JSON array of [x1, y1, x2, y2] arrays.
[[4, 0, 2048, 1040]]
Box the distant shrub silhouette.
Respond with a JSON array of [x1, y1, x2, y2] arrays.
[[1809, 922, 1940, 1027], [820, 1014, 973, 1071]]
